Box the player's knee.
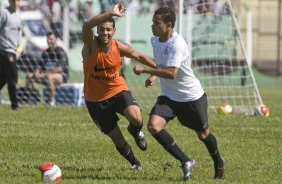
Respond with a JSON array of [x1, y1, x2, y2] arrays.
[[147, 122, 159, 134], [197, 133, 205, 140], [128, 116, 142, 127], [124, 106, 142, 125], [196, 129, 210, 140], [127, 112, 143, 126], [134, 115, 143, 125]]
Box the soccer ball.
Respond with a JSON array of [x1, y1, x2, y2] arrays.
[[36, 162, 62, 182], [217, 103, 233, 115], [254, 105, 270, 117]]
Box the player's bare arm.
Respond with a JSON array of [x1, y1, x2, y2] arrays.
[[118, 42, 157, 68], [82, 3, 126, 57], [134, 64, 179, 79], [82, 3, 125, 43]]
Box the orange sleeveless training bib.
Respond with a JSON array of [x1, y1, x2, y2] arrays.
[[83, 39, 128, 102]]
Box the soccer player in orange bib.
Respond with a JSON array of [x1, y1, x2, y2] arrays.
[[82, 3, 156, 170]]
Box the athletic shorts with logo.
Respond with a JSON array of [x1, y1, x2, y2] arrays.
[[150, 93, 208, 132], [86, 90, 139, 134]]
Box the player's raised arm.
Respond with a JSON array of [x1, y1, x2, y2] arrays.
[[82, 3, 126, 46], [118, 41, 157, 68]]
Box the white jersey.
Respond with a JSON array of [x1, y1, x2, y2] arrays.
[[151, 32, 204, 102]]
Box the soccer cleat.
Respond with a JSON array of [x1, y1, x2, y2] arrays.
[[182, 159, 196, 180], [214, 159, 225, 180], [131, 164, 142, 170], [127, 126, 147, 151]]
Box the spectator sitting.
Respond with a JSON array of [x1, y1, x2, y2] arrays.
[[26, 31, 69, 106]]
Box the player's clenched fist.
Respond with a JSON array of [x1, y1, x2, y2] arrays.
[[111, 3, 126, 17]]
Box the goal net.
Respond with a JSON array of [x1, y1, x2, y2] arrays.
[[0, 0, 262, 115], [180, 0, 263, 115]]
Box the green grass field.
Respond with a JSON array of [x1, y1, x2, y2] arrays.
[[0, 82, 281, 183]]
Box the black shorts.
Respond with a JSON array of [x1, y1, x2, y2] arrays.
[[86, 90, 139, 134], [150, 93, 208, 132]]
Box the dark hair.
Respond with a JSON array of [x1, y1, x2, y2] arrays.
[[154, 7, 176, 28], [46, 31, 56, 38], [98, 17, 116, 28]]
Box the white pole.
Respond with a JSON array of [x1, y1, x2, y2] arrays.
[[63, 5, 69, 53], [227, 0, 263, 105], [186, 7, 193, 64], [124, 7, 131, 65], [246, 10, 252, 66], [178, 0, 184, 36]]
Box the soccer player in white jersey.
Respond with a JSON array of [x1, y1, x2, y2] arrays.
[[134, 7, 225, 180]]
